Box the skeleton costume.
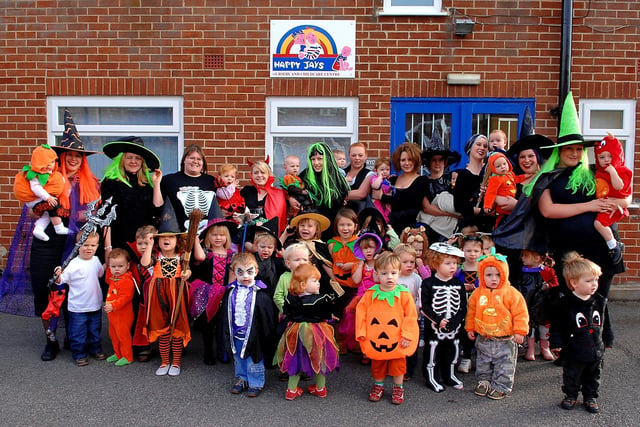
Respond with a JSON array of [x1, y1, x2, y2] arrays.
[[421, 274, 467, 392]]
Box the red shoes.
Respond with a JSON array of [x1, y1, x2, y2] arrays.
[[368, 384, 384, 402], [285, 387, 304, 401], [391, 385, 405, 405], [307, 384, 327, 398]]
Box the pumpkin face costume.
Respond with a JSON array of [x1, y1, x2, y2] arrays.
[[355, 284, 419, 360]]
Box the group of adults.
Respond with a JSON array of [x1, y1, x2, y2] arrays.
[[3, 93, 628, 361]]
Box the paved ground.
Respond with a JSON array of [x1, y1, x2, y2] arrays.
[[1, 301, 638, 426]]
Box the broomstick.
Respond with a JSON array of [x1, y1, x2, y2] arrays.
[[475, 158, 494, 209], [169, 208, 202, 340]]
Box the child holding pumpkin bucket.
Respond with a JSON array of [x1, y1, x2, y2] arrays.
[[356, 252, 419, 405], [276, 263, 339, 400]]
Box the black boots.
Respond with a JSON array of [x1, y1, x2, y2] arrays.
[[41, 338, 60, 361]]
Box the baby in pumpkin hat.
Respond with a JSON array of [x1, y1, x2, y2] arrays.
[[13, 144, 67, 241]]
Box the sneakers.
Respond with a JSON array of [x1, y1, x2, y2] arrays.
[[168, 365, 181, 376], [609, 241, 624, 264], [561, 395, 577, 410], [230, 378, 248, 394], [391, 386, 405, 405], [487, 388, 506, 400], [285, 387, 304, 401], [583, 398, 600, 413], [307, 384, 327, 398], [92, 352, 107, 360], [457, 358, 472, 373], [368, 384, 384, 402], [155, 364, 170, 376], [474, 381, 490, 396], [106, 354, 119, 363], [247, 387, 262, 397], [75, 357, 89, 367]]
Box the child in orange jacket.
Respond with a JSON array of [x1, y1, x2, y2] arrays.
[[104, 248, 136, 366], [465, 248, 529, 400]]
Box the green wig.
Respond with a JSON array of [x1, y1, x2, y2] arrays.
[[101, 152, 154, 188], [304, 142, 350, 209], [523, 146, 595, 197]]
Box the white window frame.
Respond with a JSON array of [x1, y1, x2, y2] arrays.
[[266, 96, 359, 160], [580, 98, 636, 204], [579, 99, 636, 172], [47, 96, 184, 168], [378, 0, 446, 16]]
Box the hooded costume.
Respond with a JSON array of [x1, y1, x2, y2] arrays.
[[14, 144, 65, 206], [483, 152, 527, 218], [105, 269, 136, 363], [465, 250, 529, 339], [593, 134, 632, 227]]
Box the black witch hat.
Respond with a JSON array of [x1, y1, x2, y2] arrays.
[[52, 108, 100, 156]]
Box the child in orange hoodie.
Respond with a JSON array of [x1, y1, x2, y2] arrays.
[[465, 248, 529, 400]]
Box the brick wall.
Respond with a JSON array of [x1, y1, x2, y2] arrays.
[[1, 0, 639, 280]]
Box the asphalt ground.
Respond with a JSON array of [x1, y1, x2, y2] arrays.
[[1, 301, 638, 426]]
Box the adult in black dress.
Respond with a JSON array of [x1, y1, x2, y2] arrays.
[[373, 142, 428, 235], [30, 109, 101, 360], [299, 142, 350, 239], [452, 134, 493, 232], [161, 143, 222, 231], [343, 142, 375, 213], [418, 130, 462, 242], [101, 137, 164, 259]]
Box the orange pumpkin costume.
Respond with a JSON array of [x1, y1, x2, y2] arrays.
[[14, 144, 65, 204], [355, 284, 419, 360], [483, 153, 527, 217], [105, 270, 136, 362]]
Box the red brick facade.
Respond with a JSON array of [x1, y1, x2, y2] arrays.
[[1, 1, 638, 281]]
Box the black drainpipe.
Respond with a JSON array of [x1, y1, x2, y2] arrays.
[[555, 0, 573, 120]]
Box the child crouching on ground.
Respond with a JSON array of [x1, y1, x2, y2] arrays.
[[222, 252, 277, 397], [465, 248, 529, 400], [356, 252, 419, 405], [550, 252, 610, 414]]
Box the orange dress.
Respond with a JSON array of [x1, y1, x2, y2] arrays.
[[144, 256, 191, 347]]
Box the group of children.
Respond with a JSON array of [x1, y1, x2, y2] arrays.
[[28, 142, 610, 413]]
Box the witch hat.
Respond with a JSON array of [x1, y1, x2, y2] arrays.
[[421, 127, 461, 167], [155, 199, 187, 236], [53, 108, 100, 156], [541, 92, 596, 149], [246, 217, 282, 249], [519, 106, 534, 139], [103, 136, 161, 171]]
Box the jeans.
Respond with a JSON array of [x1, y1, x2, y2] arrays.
[[233, 337, 265, 388], [68, 310, 102, 360]]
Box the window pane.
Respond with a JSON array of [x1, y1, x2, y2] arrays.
[[472, 113, 519, 150], [589, 110, 623, 129], [273, 137, 351, 177], [392, 0, 434, 5], [277, 107, 347, 127], [57, 106, 174, 126], [405, 113, 452, 149], [55, 135, 179, 177]]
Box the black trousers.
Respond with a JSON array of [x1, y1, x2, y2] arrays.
[[562, 359, 602, 400]]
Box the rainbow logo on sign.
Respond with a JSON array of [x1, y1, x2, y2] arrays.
[[270, 20, 355, 78]]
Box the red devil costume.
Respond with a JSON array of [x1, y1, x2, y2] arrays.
[[593, 134, 632, 227], [105, 269, 136, 363]]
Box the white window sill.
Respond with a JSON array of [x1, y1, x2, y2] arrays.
[[376, 8, 448, 16]]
